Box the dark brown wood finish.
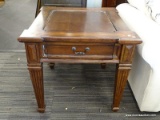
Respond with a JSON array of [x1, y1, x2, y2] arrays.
[[102, 0, 127, 7], [18, 7, 142, 113]]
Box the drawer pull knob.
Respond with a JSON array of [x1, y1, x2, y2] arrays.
[[85, 47, 90, 51], [72, 47, 90, 55], [72, 47, 76, 51]]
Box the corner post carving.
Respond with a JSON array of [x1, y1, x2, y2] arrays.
[[25, 43, 45, 113], [112, 44, 135, 111]]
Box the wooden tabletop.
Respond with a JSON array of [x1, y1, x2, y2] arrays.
[[18, 7, 141, 44]]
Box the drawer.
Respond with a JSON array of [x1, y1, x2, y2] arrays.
[[43, 42, 115, 60]]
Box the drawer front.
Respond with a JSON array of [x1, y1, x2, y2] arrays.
[[43, 43, 115, 60]]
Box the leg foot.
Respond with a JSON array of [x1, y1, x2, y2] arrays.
[[48, 63, 55, 69], [112, 107, 119, 112], [38, 107, 45, 113], [101, 63, 106, 69]]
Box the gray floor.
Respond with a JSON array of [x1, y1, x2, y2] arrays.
[[0, 0, 37, 51], [0, 52, 160, 120]]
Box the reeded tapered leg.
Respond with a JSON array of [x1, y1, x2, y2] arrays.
[[112, 64, 131, 111], [28, 64, 45, 113], [112, 44, 135, 111], [25, 43, 45, 112]]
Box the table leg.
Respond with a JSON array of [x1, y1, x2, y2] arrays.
[[112, 64, 131, 111], [48, 63, 55, 69], [101, 63, 106, 69], [25, 43, 45, 112], [28, 64, 45, 113]]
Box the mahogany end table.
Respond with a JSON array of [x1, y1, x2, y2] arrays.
[[18, 7, 142, 113]]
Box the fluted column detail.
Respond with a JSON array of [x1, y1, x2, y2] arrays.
[[28, 64, 45, 112], [112, 64, 131, 111], [25, 43, 45, 113]]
